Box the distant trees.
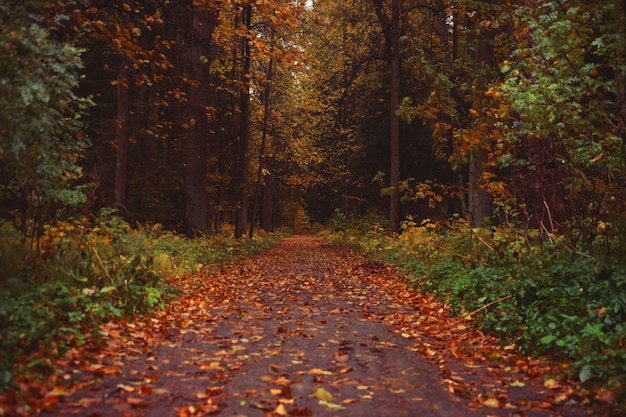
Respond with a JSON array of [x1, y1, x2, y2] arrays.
[[1, 0, 623, 244], [300, 0, 625, 243], [1, 0, 307, 238]]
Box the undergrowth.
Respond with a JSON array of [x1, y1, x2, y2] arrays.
[[0, 210, 285, 394], [327, 210, 626, 411]]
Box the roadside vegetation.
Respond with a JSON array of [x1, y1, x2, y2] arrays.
[[327, 210, 626, 414], [0, 212, 285, 398]]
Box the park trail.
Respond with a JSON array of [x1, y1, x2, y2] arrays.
[[47, 235, 590, 417]]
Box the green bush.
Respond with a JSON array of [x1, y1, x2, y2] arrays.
[[0, 212, 285, 393], [327, 216, 626, 398]]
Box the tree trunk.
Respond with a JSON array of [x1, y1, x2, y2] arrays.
[[250, 28, 275, 238], [466, 2, 495, 226], [468, 148, 491, 226], [184, 3, 219, 237], [235, 4, 253, 239], [372, 0, 402, 233], [261, 168, 274, 231], [113, 52, 130, 211]]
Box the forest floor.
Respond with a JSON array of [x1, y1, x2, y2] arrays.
[[42, 235, 592, 417]]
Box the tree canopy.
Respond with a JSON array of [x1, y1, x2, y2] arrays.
[[0, 0, 624, 244]]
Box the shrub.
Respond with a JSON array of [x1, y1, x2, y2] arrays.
[[327, 216, 626, 401], [0, 211, 285, 394]]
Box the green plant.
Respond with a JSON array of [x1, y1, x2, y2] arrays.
[[327, 214, 626, 404], [0, 211, 285, 394]]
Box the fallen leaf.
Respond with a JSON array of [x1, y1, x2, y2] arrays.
[[308, 368, 332, 375], [424, 348, 437, 356], [200, 362, 223, 371], [482, 397, 500, 408], [341, 398, 358, 405], [117, 384, 135, 392], [544, 379, 561, 389], [319, 399, 345, 410], [273, 403, 288, 416], [313, 387, 333, 401], [153, 388, 171, 396]]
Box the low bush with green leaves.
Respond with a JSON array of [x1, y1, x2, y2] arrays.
[[327, 211, 626, 403], [0, 212, 284, 393]]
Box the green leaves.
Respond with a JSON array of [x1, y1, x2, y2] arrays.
[[329, 215, 626, 395], [0, 3, 91, 223], [495, 1, 626, 249]]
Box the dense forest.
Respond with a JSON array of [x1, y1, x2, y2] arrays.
[[1, 0, 625, 414], [1, 0, 625, 236]]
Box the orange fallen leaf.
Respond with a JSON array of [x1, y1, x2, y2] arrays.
[[200, 362, 223, 371], [482, 397, 500, 408], [544, 378, 561, 389], [308, 368, 332, 375], [424, 348, 437, 356], [273, 403, 288, 416], [117, 383, 135, 392]]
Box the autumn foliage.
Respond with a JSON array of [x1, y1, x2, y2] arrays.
[[1, 0, 625, 415]]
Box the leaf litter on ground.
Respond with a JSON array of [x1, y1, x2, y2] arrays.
[[1, 236, 594, 416]]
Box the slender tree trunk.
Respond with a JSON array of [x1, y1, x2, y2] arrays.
[[389, 0, 401, 233], [372, 0, 402, 232], [184, 3, 219, 237], [250, 29, 275, 238], [468, 148, 491, 225], [114, 52, 130, 211], [214, 136, 226, 233], [261, 168, 274, 231], [235, 3, 252, 238], [467, 3, 495, 226]]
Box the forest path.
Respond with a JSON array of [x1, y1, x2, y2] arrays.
[[49, 235, 587, 417]]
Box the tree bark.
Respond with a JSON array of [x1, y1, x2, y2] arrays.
[[184, 3, 219, 237], [372, 0, 402, 233], [250, 28, 275, 238], [466, 2, 495, 226], [261, 168, 274, 231], [113, 51, 130, 212], [235, 3, 253, 239]]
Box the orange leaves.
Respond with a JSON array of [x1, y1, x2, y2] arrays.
[[5, 236, 592, 416]]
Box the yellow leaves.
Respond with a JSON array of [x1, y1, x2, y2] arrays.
[[273, 403, 288, 416], [312, 387, 333, 401], [482, 397, 500, 408], [308, 368, 332, 375], [318, 399, 345, 410], [200, 362, 224, 371], [116, 383, 136, 393], [544, 378, 561, 389]]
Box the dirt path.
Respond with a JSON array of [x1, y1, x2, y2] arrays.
[[48, 236, 589, 417]]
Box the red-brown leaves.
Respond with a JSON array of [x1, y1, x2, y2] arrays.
[[1, 236, 590, 416]]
